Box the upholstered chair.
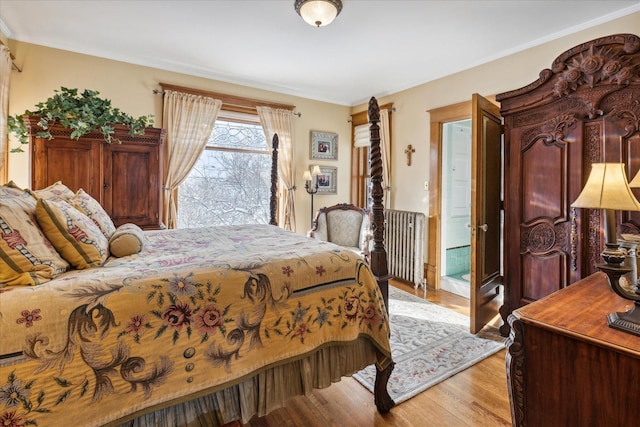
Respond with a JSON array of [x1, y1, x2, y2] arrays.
[[308, 203, 371, 260]]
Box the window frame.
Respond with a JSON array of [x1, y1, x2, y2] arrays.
[[177, 111, 272, 228], [350, 103, 393, 208], [161, 84, 297, 227]]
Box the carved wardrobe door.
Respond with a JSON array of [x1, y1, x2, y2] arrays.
[[497, 34, 640, 334]]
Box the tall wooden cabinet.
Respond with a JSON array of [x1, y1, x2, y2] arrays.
[[496, 34, 640, 334], [28, 117, 165, 229]]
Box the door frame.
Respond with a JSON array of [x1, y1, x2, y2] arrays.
[[427, 96, 499, 288], [427, 101, 472, 289]]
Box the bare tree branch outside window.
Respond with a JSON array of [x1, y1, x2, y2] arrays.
[[178, 119, 271, 228]]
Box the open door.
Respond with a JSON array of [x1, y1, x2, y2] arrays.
[[470, 94, 502, 334]]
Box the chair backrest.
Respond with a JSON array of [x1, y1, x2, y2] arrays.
[[309, 203, 370, 250]]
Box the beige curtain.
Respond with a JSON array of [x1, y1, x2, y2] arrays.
[[162, 90, 222, 228], [0, 45, 12, 184], [379, 109, 392, 209], [257, 107, 296, 231]]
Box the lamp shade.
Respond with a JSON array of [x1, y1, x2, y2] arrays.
[[628, 169, 640, 188], [571, 163, 640, 211], [311, 165, 321, 176], [303, 170, 312, 181], [295, 0, 342, 27]]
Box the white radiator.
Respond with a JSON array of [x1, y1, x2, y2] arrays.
[[384, 209, 426, 289]]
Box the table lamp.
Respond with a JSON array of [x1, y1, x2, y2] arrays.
[[572, 163, 640, 336], [572, 163, 640, 265]]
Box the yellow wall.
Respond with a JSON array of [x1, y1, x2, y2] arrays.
[[5, 12, 639, 236], [352, 12, 639, 215], [6, 42, 353, 233]]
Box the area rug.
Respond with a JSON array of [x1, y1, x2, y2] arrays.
[[353, 286, 506, 404]]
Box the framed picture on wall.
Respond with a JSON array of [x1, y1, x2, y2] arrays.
[[316, 166, 337, 194], [310, 131, 338, 160]]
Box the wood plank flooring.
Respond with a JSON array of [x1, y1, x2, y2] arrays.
[[243, 280, 512, 427]]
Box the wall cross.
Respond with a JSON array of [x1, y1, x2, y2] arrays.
[[404, 144, 416, 166]]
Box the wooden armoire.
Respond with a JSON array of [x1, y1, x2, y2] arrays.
[[28, 117, 166, 230], [497, 33, 640, 334]]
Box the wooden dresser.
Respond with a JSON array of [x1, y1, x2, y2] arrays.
[[28, 116, 165, 230], [506, 272, 640, 426]]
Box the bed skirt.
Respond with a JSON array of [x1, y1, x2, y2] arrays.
[[115, 338, 377, 426]]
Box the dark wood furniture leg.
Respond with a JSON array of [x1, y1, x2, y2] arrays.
[[368, 96, 396, 413]]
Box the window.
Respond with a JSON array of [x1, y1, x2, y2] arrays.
[[350, 104, 393, 208], [177, 113, 271, 228]]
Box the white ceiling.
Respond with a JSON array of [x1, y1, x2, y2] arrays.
[[1, 1, 639, 106]]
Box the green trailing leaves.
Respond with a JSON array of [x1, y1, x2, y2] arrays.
[[7, 87, 154, 152]]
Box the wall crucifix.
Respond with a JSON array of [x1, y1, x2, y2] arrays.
[[404, 144, 416, 166]]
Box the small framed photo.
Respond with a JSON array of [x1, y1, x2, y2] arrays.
[[310, 131, 338, 160], [316, 166, 337, 194]]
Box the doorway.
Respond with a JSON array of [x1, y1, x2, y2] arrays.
[[427, 95, 503, 334], [440, 119, 472, 298]]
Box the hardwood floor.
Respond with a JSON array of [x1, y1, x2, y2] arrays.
[[243, 280, 512, 427]]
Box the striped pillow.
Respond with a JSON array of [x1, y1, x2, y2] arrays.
[[36, 198, 109, 269], [70, 189, 116, 238], [29, 181, 75, 201], [0, 186, 69, 285]]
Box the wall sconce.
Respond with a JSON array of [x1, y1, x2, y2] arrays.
[[571, 163, 640, 336], [304, 165, 321, 224]]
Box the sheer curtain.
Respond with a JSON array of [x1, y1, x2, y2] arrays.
[[0, 45, 12, 184], [162, 90, 222, 228], [257, 107, 296, 231], [379, 108, 391, 209]]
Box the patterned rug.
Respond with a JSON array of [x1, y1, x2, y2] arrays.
[[353, 286, 505, 404]]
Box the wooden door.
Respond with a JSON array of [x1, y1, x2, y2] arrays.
[[31, 136, 102, 200], [104, 141, 162, 229], [470, 94, 502, 334]]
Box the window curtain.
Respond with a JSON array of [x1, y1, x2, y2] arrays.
[[256, 107, 296, 231], [0, 45, 11, 184], [162, 90, 222, 228], [379, 108, 391, 209]]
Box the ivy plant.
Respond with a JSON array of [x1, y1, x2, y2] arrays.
[[8, 87, 154, 152]]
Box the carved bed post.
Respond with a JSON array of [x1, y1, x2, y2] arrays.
[[368, 96, 396, 414], [368, 97, 390, 311], [269, 133, 279, 226]]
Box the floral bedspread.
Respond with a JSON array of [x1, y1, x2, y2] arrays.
[[0, 225, 391, 427]]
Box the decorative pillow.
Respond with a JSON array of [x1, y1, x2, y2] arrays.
[[0, 187, 70, 285], [70, 189, 116, 238], [4, 180, 25, 191], [36, 198, 109, 269], [0, 183, 25, 198], [30, 181, 75, 201], [109, 223, 145, 257]]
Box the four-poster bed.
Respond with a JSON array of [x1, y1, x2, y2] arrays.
[[0, 97, 394, 426]]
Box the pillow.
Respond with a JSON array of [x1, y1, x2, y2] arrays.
[[0, 187, 70, 285], [36, 198, 109, 269], [30, 181, 75, 201], [70, 189, 116, 238], [0, 183, 25, 198], [4, 180, 24, 191], [109, 223, 145, 257]]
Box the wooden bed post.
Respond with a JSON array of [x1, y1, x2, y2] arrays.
[[269, 133, 279, 226], [368, 96, 396, 414], [368, 97, 389, 311]]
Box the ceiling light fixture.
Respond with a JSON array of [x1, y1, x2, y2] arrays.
[[295, 0, 343, 28]]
